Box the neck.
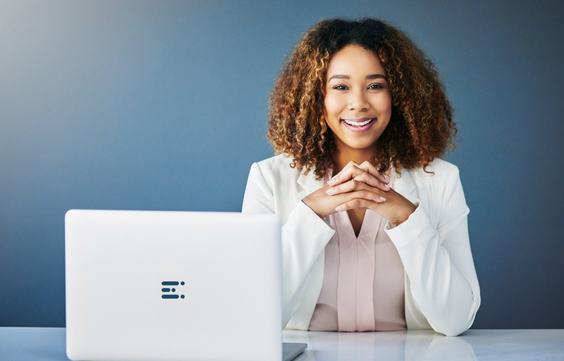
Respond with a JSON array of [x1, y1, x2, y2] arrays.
[[332, 146, 377, 175]]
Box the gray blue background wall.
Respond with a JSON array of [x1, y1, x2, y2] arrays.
[[1, 0, 563, 328]]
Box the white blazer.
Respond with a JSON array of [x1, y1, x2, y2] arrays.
[[242, 154, 480, 336]]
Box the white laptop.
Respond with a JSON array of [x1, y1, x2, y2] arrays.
[[65, 210, 307, 361]]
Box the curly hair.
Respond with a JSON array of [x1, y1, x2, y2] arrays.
[[267, 18, 456, 180]]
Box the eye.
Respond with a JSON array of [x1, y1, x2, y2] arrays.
[[368, 83, 385, 90], [333, 85, 348, 90]]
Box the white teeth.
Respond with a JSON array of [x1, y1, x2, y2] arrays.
[[343, 118, 374, 127]]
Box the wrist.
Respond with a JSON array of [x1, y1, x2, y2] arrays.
[[393, 203, 417, 226], [302, 195, 328, 219]]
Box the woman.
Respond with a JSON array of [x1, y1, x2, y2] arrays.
[[242, 18, 480, 336]]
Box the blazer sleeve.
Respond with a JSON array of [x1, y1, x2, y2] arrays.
[[386, 166, 480, 336], [241, 162, 335, 327]]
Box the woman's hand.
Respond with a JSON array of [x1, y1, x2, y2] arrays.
[[303, 161, 416, 225], [327, 160, 391, 190], [302, 160, 389, 219], [333, 161, 416, 225]]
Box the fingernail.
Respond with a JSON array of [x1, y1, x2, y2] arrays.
[[384, 184, 390, 190], [327, 179, 335, 185], [326, 188, 335, 195], [335, 205, 343, 212], [379, 196, 386, 202]]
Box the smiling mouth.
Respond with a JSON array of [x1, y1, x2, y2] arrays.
[[342, 118, 375, 127]]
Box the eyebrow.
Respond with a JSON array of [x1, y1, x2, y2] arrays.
[[328, 74, 388, 81]]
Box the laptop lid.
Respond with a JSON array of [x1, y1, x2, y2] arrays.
[[65, 210, 283, 361]]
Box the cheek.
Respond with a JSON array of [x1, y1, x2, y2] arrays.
[[376, 95, 392, 115], [324, 95, 342, 117]]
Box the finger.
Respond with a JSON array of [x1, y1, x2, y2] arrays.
[[329, 164, 390, 192], [328, 161, 358, 185], [358, 161, 390, 184], [327, 179, 359, 195], [332, 186, 386, 204], [330, 161, 390, 186], [326, 178, 378, 195], [335, 196, 386, 212], [328, 161, 367, 185], [357, 161, 378, 175], [353, 171, 390, 191]]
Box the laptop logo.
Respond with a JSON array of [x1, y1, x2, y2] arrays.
[[161, 281, 185, 299]]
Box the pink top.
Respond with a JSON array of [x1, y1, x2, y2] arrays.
[[308, 170, 406, 332]]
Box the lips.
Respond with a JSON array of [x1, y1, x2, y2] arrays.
[[341, 117, 376, 132]]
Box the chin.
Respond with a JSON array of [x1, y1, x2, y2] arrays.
[[345, 136, 380, 148], [343, 142, 379, 152]]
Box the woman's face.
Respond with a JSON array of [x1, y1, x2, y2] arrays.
[[324, 44, 392, 155]]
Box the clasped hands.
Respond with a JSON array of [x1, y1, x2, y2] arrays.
[[302, 161, 416, 225]]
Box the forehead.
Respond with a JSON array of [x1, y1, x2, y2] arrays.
[[327, 44, 384, 76]]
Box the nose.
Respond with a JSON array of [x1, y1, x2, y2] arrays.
[[347, 89, 369, 111]]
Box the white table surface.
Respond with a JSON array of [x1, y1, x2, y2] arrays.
[[284, 329, 564, 360], [1, 327, 563, 360]]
